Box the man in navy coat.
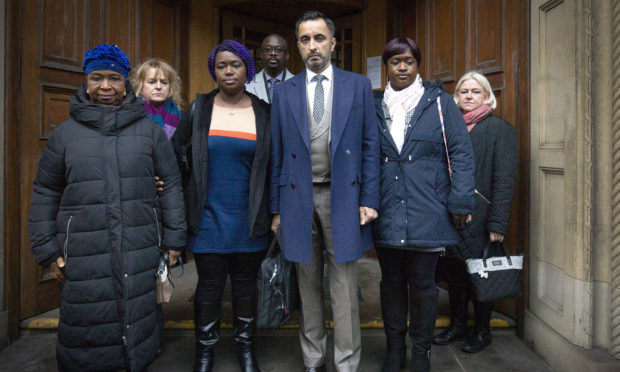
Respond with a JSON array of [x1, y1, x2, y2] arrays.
[[270, 10, 380, 372]]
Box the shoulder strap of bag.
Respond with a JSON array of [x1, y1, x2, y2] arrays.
[[437, 96, 453, 182]]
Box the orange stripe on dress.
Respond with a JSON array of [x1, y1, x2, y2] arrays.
[[209, 129, 257, 141]]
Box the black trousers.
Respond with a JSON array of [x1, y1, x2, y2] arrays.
[[194, 251, 266, 305], [436, 255, 493, 331], [377, 247, 440, 351], [377, 247, 440, 296], [435, 255, 468, 285]]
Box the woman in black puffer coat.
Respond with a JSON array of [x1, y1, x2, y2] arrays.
[[28, 44, 186, 372], [434, 71, 517, 354]]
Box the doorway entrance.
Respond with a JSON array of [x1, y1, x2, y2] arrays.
[[220, 9, 363, 74]]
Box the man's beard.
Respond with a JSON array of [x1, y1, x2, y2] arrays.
[[305, 53, 330, 71]]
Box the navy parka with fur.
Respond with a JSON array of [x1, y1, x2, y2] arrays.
[[373, 82, 475, 249], [28, 83, 186, 371]]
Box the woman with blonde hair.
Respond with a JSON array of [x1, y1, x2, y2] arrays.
[[434, 71, 517, 353], [131, 58, 183, 138]]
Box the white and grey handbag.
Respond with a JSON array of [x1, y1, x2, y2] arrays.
[[465, 241, 523, 302]]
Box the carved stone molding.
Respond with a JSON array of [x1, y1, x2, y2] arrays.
[[610, 0, 620, 359], [575, 0, 594, 347]]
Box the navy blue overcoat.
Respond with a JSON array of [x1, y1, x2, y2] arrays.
[[373, 82, 475, 249], [270, 67, 380, 264]]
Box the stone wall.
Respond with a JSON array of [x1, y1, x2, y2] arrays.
[[526, 0, 620, 369]]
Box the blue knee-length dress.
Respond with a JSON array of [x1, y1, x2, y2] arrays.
[[187, 105, 270, 253]]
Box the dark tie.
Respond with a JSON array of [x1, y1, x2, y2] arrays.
[[268, 77, 278, 103], [312, 75, 326, 123]]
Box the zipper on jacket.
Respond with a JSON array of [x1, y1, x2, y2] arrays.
[[100, 110, 129, 350], [153, 208, 161, 248], [63, 216, 73, 262]]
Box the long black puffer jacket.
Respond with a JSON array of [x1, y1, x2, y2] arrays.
[[28, 82, 186, 371]]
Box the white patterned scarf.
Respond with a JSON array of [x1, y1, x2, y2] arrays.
[[383, 74, 424, 153]]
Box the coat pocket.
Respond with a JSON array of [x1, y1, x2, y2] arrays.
[[153, 208, 161, 249], [278, 174, 288, 186], [63, 216, 73, 263]]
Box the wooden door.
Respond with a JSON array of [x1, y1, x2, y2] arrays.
[[390, 0, 529, 326], [332, 14, 362, 73], [10, 0, 187, 320], [221, 10, 303, 74], [221, 10, 363, 75], [529, 0, 593, 348]]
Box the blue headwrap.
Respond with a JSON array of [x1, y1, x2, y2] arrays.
[[207, 40, 256, 83], [83, 44, 131, 78]]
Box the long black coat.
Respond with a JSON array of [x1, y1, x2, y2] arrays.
[[171, 89, 272, 240], [456, 114, 517, 259], [28, 83, 186, 371]]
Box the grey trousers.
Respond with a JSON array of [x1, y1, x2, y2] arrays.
[[296, 183, 361, 371]]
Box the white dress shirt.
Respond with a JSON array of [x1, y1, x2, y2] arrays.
[[306, 64, 334, 114]]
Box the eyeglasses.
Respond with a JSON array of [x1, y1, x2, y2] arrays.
[[262, 47, 287, 55]]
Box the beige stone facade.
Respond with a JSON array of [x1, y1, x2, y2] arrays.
[[526, 0, 620, 369]]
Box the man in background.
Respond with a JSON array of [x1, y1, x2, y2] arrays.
[[246, 34, 294, 103]]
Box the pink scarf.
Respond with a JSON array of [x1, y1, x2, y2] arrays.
[[383, 74, 424, 153], [463, 104, 492, 132]]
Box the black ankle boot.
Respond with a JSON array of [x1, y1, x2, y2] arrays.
[[411, 350, 430, 372], [433, 284, 468, 345], [461, 300, 492, 353], [409, 289, 438, 372], [233, 298, 261, 372], [380, 278, 408, 372], [382, 340, 406, 372], [193, 302, 220, 372]]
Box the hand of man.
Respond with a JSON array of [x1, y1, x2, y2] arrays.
[[168, 249, 182, 266], [50, 257, 66, 283], [359, 206, 378, 225], [452, 214, 471, 227], [490, 232, 504, 242], [154, 176, 164, 192], [271, 214, 281, 233]]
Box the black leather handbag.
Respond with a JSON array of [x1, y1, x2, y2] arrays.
[[257, 231, 299, 328], [465, 241, 523, 303]]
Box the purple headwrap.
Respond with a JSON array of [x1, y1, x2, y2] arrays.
[[207, 40, 256, 83]]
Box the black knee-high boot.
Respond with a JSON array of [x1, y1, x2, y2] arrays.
[[380, 278, 408, 372], [193, 302, 220, 372], [461, 299, 492, 353], [409, 289, 438, 372], [433, 283, 468, 345], [233, 297, 261, 372]]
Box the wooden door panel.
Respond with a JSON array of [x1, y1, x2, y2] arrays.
[[41, 0, 88, 72], [472, 0, 503, 72], [103, 0, 138, 59], [17, 0, 187, 319], [428, 0, 459, 82]]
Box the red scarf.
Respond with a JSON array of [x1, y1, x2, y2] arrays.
[[463, 104, 492, 132]]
